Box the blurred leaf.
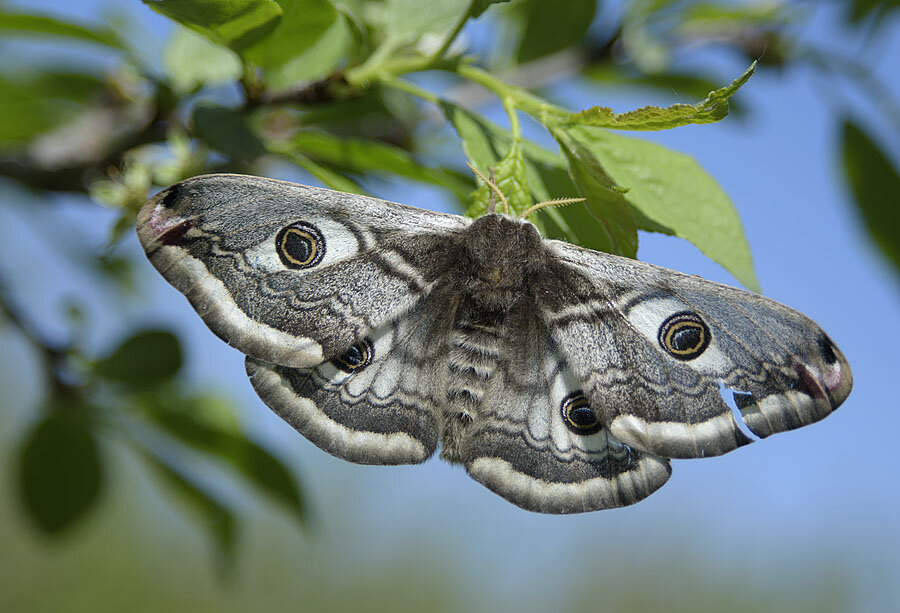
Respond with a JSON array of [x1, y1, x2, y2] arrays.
[[840, 119, 900, 276], [568, 62, 755, 130], [192, 104, 266, 159], [0, 77, 58, 146], [141, 447, 237, 573], [243, 0, 346, 88], [514, 0, 595, 64], [144, 0, 283, 52], [163, 27, 242, 93], [141, 392, 309, 529], [18, 409, 104, 534], [96, 253, 136, 291], [678, 2, 791, 31], [471, 0, 512, 18], [267, 12, 352, 88], [295, 88, 414, 144], [0, 10, 125, 48], [553, 128, 639, 257], [289, 130, 471, 197], [845, 0, 900, 25], [385, 0, 471, 43], [270, 143, 368, 193], [94, 329, 182, 384], [0, 73, 104, 148], [570, 126, 759, 290]]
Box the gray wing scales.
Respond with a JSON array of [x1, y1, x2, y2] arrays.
[[137, 174, 468, 368], [245, 295, 451, 465], [540, 241, 853, 459], [457, 307, 671, 513]]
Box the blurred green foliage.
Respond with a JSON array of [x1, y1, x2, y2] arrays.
[[0, 0, 898, 597]]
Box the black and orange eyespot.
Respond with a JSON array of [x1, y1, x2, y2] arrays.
[[332, 339, 373, 373], [561, 391, 602, 435], [658, 311, 710, 360], [275, 222, 325, 270]]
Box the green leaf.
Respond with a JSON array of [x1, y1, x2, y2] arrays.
[[443, 101, 601, 239], [582, 67, 746, 117], [466, 139, 532, 217], [18, 409, 104, 534], [678, 2, 791, 31], [840, 119, 900, 277], [385, 0, 471, 43], [471, 0, 513, 18], [269, 142, 367, 193], [163, 27, 242, 93], [553, 128, 638, 257], [141, 447, 237, 573], [0, 10, 124, 48], [144, 0, 283, 52], [525, 161, 629, 254], [442, 101, 568, 172], [192, 104, 266, 159], [0, 73, 104, 148], [94, 329, 182, 384], [140, 391, 309, 529], [567, 62, 756, 130], [0, 77, 58, 147], [514, 0, 595, 64], [845, 0, 900, 26], [570, 126, 759, 290], [289, 131, 471, 198], [243, 0, 345, 88], [264, 12, 352, 88], [442, 102, 509, 172], [494, 141, 532, 213]]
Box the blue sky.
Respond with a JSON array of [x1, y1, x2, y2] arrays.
[[1, 1, 899, 611]]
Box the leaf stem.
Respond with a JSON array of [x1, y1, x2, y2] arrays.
[[454, 64, 566, 124], [346, 38, 401, 86], [425, 6, 471, 67], [382, 76, 441, 104]]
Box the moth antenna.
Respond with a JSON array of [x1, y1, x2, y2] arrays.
[[486, 168, 497, 214], [467, 162, 510, 215], [519, 197, 586, 219]]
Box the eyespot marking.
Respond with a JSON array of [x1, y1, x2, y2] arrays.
[[276, 221, 325, 270], [561, 391, 602, 435], [332, 339, 373, 373], [658, 311, 710, 360]]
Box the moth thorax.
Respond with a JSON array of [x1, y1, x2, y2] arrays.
[[463, 214, 544, 309]]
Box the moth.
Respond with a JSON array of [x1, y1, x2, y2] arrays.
[[137, 174, 852, 514]]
